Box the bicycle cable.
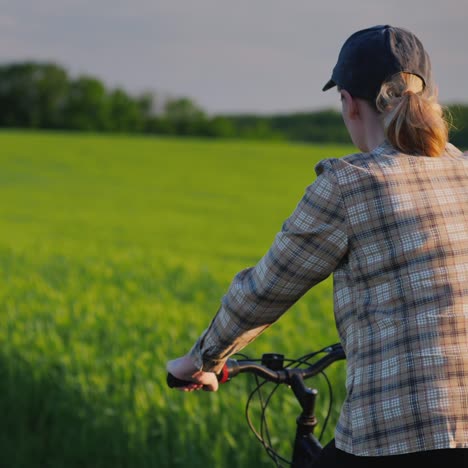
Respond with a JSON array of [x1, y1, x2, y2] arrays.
[[246, 373, 292, 467], [237, 349, 337, 467]]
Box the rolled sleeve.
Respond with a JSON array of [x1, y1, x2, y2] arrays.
[[189, 159, 348, 372]]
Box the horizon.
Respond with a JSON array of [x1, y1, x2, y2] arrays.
[[2, 0, 467, 114]]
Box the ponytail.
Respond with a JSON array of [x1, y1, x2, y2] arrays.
[[375, 73, 449, 157]]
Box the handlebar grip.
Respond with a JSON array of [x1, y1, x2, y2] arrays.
[[166, 373, 195, 388], [166, 362, 230, 388]]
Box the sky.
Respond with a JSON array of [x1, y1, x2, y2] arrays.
[[1, 0, 467, 115]]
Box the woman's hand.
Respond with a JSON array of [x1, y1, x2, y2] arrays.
[[166, 354, 219, 392]]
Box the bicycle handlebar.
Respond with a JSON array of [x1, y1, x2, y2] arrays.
[[166, 343, 345, 389], [167, 343, 346, 468]]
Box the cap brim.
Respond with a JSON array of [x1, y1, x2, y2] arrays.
[[322, 79, 336, 92]]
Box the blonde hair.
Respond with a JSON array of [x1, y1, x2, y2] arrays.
[[375, 73, 449, 157]]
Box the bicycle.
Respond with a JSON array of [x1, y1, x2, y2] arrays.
[[167, 342, 346, 467]]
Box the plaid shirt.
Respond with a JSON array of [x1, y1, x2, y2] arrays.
[[189, 140, 468, 456]]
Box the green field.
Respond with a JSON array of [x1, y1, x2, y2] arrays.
[[0, 130, 353, 467]]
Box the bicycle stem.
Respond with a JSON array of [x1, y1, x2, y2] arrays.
[[289, 373, 319, 431]]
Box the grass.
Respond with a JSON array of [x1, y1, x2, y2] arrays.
[[0, 130, 354, 467]]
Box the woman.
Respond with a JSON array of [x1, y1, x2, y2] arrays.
[[166, 25, 468, 466]]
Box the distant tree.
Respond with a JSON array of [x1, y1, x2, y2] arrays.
[[36, 63, 70, 128], [448, 104, 468, 149], [268, 110, 351, 144], [108, 88, 144, 132], [207, 116, 237, 138], [62, 76, 111, 131], [163, 97, 208, 135], [163, 97, 205, 120], [136, 92, 155, 120], [0, 62, 69, 128], [144, 116, 175, 135], [240, 120, 283, 140]]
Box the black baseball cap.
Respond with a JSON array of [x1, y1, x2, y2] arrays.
[[322, 25, 431, 101]]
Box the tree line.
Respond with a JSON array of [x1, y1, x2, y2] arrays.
[[1, 61, 467, 148]]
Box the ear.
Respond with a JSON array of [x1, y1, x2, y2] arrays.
[[341, 89, 361, 120]]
